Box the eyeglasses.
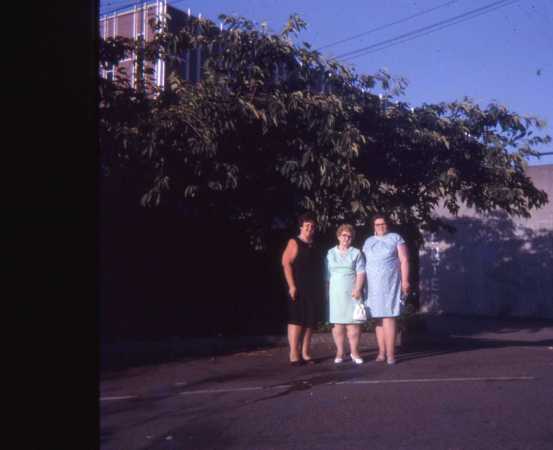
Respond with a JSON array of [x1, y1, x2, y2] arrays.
[[374, 223, 387, 227], [340, 234, 352, 238]]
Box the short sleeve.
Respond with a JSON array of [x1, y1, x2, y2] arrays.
[[362, 238, 370, 256], [395, 233, 405, 246], [355, 249, 365, 273]]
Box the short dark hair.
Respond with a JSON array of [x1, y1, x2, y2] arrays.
[[298, 212, 317, 227], [371, 213, 389, 226]]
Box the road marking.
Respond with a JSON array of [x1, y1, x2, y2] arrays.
[[178, 385, 292, 396], [335, 376, 535, 385], [179, 386, 262, 395], [100, 395, 137, 401]]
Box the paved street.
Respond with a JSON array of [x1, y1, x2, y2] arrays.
[[100, 316, 553, 450]]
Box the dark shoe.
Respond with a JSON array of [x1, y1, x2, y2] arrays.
[[290, 360, 303, 367], [302, 357, 316, 365]]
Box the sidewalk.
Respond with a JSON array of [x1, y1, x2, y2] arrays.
[[100, 314, 553, 374], [101, 325, 388, 371], [101, 314, 553, 370], [101, 331, 375, 371]]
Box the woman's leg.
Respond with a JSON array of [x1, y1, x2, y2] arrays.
[[382, 317, 397, 362], [332, 324, 346, 359], [346, 324, 362, 358], [301, 327, 314, 360], [288, 324, 302, 362], [374, 319, 386, 360]]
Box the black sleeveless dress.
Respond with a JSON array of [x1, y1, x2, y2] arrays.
[[287, 237, 324, 327]]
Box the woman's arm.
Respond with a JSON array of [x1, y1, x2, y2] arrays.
[[324, 253, 330, 301], [398, 243, 410, 295], [352, 272, 365, 299], [352, 250, 366, 299], [281, 239, 299, 301]]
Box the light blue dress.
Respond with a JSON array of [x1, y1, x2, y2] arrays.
[[326, 246, 366, 324], [362, 233, 405, 318]]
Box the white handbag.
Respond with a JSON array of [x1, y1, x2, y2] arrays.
[[353, 300, 367, 321]]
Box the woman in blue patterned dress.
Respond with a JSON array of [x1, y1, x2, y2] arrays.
[[362, 214, 410, 365], [326, 224, 366, 364]]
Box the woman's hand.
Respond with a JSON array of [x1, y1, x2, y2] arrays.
[[352, 287, 362, 300], [401, 280, 411, 296], [289, 286, 297, 301]]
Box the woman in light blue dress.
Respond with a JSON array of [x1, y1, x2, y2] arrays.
[[326, 224, 366, 364], [362, 214, 410, 365]]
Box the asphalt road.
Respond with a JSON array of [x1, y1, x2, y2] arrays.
[[100, 316, 553, 450]]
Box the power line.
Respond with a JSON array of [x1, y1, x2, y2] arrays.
[[332, 0, 518, 62], [316, 0, 459, 51], [335, 0, 516, 60], [342, 1, 519, 61]]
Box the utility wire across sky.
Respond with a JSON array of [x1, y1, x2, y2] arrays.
[[316, 0, 459, 51], [332, 0, 519, 62]]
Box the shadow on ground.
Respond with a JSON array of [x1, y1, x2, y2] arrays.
[[100, 337, 286, 372], [399, 314, 553, 363]]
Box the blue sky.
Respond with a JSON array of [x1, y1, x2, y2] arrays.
[[100, 0, 553, 165]]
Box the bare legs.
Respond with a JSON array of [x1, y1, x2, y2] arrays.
[[374, 317, 397, 363], [301, 327, 314, 360], [288, 324, 314, 362], [375, 320, 386, 360], [332, 324, 346, 359], [383, 318, 397, 362], [288, 324, 302, 362], [332, 324, 362, 359], [347, 325, 362, 358]]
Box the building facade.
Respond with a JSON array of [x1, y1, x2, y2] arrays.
[[99, 0, 205, 90]]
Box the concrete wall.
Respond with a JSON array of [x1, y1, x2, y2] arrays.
[[419, 164, 553, 318]]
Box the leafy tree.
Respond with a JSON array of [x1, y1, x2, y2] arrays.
[[99, 13, 550, 249]]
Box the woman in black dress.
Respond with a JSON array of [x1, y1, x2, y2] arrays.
[[281, 213, 324, 366]]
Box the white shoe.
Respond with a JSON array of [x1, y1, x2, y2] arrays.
[[334, 357, 344, 364], [387, 358, 396, 365], [351, 355, 364, 365]]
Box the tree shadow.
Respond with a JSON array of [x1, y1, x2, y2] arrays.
[[419, 211, 553, 320], [100, 337, 286, 373], [399, 329, 553, 365]]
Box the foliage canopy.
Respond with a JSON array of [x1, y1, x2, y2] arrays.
[[99, 13, 550, 248]]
